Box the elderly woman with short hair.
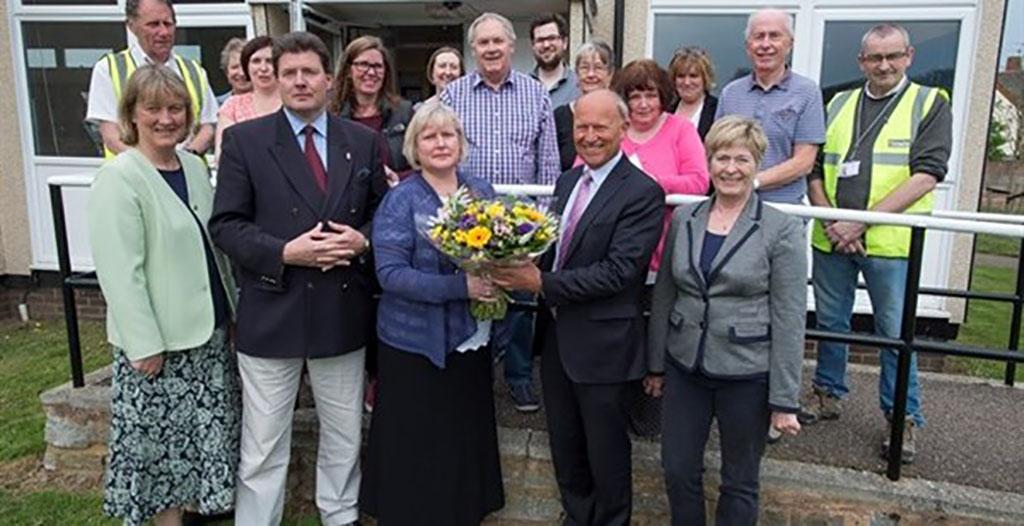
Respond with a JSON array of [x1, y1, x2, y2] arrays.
[[646, 116, 805, 525], [360, 101, 505, 524], [88, 65, 239, 526], [554, 40, 615, 171], [217, 37, 250, 105]]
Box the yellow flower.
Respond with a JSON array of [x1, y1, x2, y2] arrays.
[[477, 213, 488, 223], [454, 230, 468, 244], [486, 202, 505, 218], [465, 226, 492, 249], [430, 225, 443, 240], [526, 209, 545, 222]]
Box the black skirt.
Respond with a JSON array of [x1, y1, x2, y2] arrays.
[[360, 341, 505, 525]]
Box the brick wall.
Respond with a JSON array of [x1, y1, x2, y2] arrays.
[[0, 277, 106, 322]]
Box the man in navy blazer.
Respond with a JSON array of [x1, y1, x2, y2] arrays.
[[210, 32, 386, 526], [492, 89, 664, 525]]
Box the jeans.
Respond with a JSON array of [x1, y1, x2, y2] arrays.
[[811, 249, 925, 426], [494, 290, 536, 387]]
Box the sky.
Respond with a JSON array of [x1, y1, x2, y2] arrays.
[[1000, 0, 1023, 69]]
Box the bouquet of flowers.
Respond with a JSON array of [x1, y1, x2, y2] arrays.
[[422, 186, 559, 320]]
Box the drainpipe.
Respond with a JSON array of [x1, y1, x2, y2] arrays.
[[289, 0, 306, 32], [613, 0, 625, 69]]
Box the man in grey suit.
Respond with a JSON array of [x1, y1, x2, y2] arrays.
[[492, 89, 664, 525]]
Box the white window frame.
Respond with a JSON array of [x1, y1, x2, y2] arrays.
[[7, 0, 252, 271], [646, 0, 981, 319]]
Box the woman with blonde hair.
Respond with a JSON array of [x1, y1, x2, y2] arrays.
[[89, 64, 239, 526], [361, 101, 505, 524], [647, 116, 805, 525], [669, 46, 719, 141]]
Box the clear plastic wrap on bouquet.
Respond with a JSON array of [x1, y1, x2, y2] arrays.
[[416, 186, 559, 320]]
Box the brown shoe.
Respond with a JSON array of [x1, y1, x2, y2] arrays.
[[809, 385, 842, 421], [881, 419, 917, 464]]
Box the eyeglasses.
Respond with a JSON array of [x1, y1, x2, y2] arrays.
[[352, 60, 386, 73], [533, 35, 564, 45], [860, 51, 909, 64], [577, 62, 609, 73]]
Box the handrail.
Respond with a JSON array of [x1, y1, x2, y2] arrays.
[[495, 184, 1024, 238]]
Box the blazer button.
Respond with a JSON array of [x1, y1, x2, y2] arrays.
[[291, 207, 299, 216], [306, 282, 314, 290], [699, 321, 707, 330], [349, 207, 358, 214], [341, 282, 349, 291]]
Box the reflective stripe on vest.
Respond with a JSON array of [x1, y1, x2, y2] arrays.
[[811, 82, 946, 258], [104, 49, 205, 158]]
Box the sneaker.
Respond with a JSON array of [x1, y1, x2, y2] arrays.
[[808, 385, 842, 421], [510, 383, 540, 413], [881, 418, 917, 464]]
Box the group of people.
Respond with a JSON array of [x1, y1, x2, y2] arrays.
[[84, 1, 951, 525]]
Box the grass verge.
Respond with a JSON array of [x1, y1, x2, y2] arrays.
[[0, 320, 109, 461], [952, 265, 1024, 382]]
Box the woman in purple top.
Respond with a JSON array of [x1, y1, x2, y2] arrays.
[[360, 101, 505, 524]]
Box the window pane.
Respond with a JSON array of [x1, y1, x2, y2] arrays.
[[22, 21, 125, 157], [820, 21, 960, 103], [652, 14, 751, 97], [174, 26, 247, 98]]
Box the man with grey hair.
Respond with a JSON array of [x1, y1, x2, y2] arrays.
[[715, 8, 825, 204], [441, 12, 560, 413], [86, 0, 218, 158], [806, 23, 951, 463]]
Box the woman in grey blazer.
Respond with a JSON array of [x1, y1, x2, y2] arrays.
[[646, 116, 806, 525]]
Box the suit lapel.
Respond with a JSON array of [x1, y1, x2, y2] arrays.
[[706, 195, 762, 285], [686, 200, 710, 291], [269, 110, 325, 216], [322, 116, 354, 218], [561, 157, 630, 265], [541, 167, 582, 271]]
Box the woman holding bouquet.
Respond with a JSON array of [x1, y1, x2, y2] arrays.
[[361, 100, 505, 524]]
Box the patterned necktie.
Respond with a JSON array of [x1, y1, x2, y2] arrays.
[[303, 125, 327, 193], [558, 172, 593, 270]]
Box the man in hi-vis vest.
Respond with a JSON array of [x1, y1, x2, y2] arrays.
[[806, 23, 951, 464], [86, 0, 218, 159]]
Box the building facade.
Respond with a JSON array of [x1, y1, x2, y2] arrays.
[[0, 0, 1009, 325]]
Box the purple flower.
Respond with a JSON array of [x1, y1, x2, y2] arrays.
[[517, 223, 535, 234], [460, 215, 477, 228]]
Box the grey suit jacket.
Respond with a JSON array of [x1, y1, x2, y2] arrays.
[[647, 195, 807, 412]]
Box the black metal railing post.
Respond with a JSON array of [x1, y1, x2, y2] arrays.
[[886, 226, 926, 480], [49, 182, 85, 388], [1004, 240, 1024, 386]]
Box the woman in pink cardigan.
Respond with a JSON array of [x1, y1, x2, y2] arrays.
[[613, 59, 709, 284]]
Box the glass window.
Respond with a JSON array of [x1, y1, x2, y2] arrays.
[[820, 21, 960, 104], [651, 13, 751, 97], [174, 26, 247, 97], [22, 21, 125, 157]]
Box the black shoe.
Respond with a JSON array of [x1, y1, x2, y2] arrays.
[[510, 383, 540, 412]]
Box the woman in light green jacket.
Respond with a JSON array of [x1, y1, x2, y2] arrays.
[[88, 65, 240, 526]]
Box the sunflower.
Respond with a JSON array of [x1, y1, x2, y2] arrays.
[[465, 226, 492, 249]]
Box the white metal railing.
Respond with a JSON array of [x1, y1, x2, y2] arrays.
[[48, 175, 1024, 239], [494, 184, 1024, 239]]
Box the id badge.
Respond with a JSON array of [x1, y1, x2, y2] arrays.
[[839, 161, 860, 178]]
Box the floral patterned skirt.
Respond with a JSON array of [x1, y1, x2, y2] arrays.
[[103, 328, 241, 526]]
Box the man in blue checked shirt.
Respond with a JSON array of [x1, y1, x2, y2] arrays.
[[441, 12, 560, 412]]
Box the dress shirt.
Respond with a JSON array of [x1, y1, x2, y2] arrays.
[[552, 150, 623, 269], [440, 70, 560, 187], [284, 107, 328, 170]]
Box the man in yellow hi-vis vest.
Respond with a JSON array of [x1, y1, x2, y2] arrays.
[[805, 24, 951, 464], [86, 0, 218, 158]]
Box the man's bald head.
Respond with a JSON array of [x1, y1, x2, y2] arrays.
[[573, 89, 628, 168]]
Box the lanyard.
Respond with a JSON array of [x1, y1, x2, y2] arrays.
[[848, 84, 907, 159]]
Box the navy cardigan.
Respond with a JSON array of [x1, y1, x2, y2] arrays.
[[373, 172, 497, 368]]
